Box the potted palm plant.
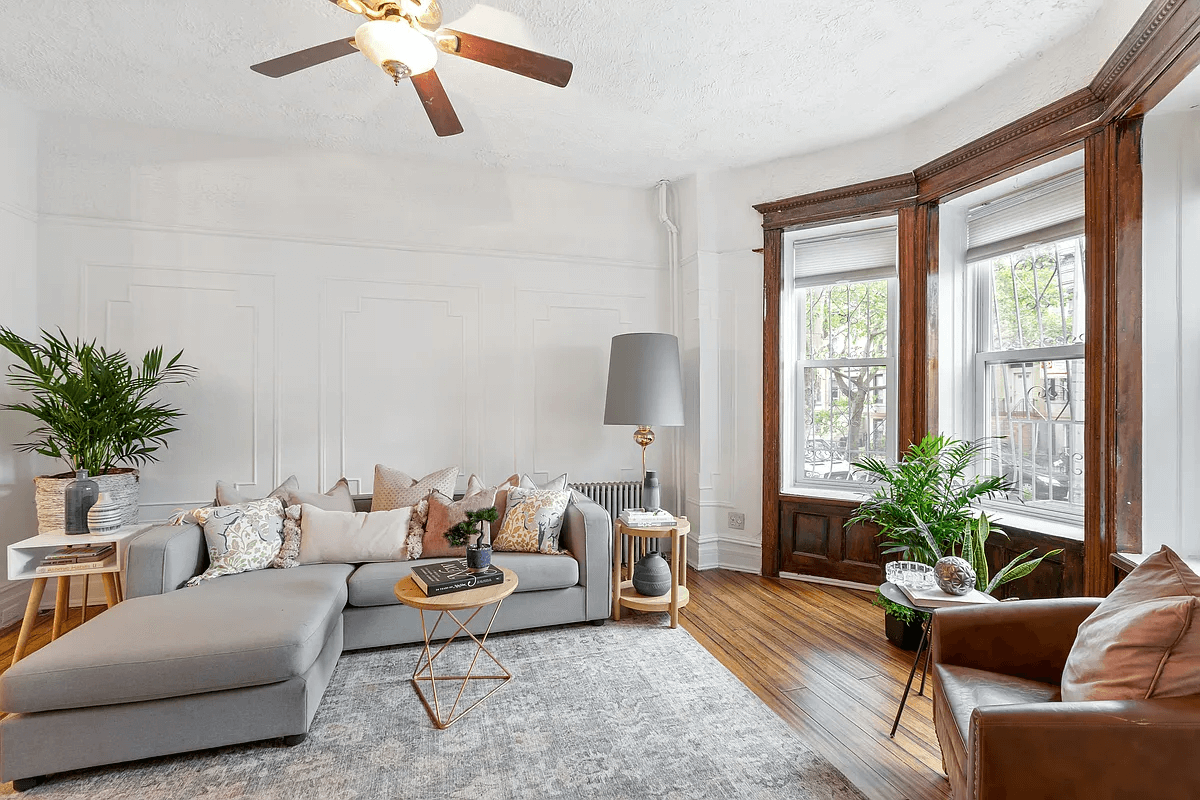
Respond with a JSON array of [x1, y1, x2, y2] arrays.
[[0, 328, 195, 532], [849, 433, 1061, 649]]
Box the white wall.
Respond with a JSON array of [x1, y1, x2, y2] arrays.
[[0, 90, 41, 625], [1142, 108, 1200, 558], [32, 115, 670, 531]]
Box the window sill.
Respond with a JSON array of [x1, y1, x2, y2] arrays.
[[1112, 551, 1200, 574], [781, 486, 872, 503], [979, 507, 1083, 542]]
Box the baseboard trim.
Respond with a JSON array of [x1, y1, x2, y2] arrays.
[[778, 571, 877, 592], [717, 539, 762, 574]]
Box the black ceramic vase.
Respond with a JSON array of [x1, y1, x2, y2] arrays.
[[632, 550, 672, 596], [642, 470, 661, 512], [64, 470, 99, 535]]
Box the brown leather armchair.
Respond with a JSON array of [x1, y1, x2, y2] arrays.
[[932, 597, 1200, 800]]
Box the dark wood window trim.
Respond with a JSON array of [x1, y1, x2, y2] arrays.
[[757, 0, 1196, 588]]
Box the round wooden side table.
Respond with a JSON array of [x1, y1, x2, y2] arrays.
[[612, 517, 691, 628], [394, 567, 518, 729]]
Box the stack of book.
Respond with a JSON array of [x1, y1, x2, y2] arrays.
[[411, 559, 504, 597], [618, 508, 677, 528], [896, 581, 998, 608], [35, 544, 116, 575]]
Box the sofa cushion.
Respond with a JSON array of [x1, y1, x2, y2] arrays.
[[934, 663, 1061, 744], [0, 564, 353, 714], [347, 552, 579, 607]]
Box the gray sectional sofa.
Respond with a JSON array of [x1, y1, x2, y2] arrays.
[[0, 492, 612, 790]]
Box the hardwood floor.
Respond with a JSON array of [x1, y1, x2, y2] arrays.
[[0, 570, 948, 800], [680, 568, 950, 800]]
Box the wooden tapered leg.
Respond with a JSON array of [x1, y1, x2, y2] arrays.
[[13, 578, 49, 665], [115, 573, 124, 603], [612, 524, 622, 621], [51, 577, 70, 640], [80, 574, 90, 623], [669, 531, 681, 629], [101, 572, 118, 608]]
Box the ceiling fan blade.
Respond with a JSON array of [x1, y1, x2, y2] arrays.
[[436, 29, 572, 88], [251, 38, 358, 78], [411, 70, 464, 137]]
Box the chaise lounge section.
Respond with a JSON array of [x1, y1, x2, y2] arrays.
[[0, 491, 612, 789]]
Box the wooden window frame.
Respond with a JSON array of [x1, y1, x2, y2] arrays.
[[756, 0, 1200, 594]]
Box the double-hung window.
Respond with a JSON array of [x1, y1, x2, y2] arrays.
[[781, 219, 898, 492], [967, 169, 1086, 521]]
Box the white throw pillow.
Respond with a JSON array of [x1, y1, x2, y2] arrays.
[[519, 473, 569, 491], [215, 475, 298, 507], [298, 504, 411, 564], [186, 497, 285, 587]]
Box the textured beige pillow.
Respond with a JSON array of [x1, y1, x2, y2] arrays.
[[492, 488, 571, 554], [1062, 546, 1200, 701], [215, 475, 298, 507], [285, 478, 356, 513], [297, 504, 411, 564], [467, 474, 518, 542], [271, 504, 304, 569], [370, 465, 459, 512]]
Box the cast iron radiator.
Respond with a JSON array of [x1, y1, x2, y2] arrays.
[[569, 480, 648, 570]]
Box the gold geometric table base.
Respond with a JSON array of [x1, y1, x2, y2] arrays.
[[411, 600, 511, 730]]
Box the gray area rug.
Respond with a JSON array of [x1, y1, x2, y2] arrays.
[[9, 619, 865, 799]]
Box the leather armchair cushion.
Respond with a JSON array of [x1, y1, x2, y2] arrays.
[[935, 663, 1060, 744], [1062, 546, 1200, 701]]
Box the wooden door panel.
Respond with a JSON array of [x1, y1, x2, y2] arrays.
[[789, 512, 830, 558]]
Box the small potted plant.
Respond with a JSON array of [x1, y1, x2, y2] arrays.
[[0, 327, 194, 532], [849, 433, 1060, 650], [446, 506, 499, 571]]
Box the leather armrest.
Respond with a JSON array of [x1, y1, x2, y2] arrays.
[[970, 697, 1200, 800], [932, 597, 1100, 684], [560, 492, 613, 621], [125, 523, 207, 597]]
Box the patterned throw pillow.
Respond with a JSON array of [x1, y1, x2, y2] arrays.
[[270, 504, 303, 569], [215, 475, 298, 507], [492, 488, 571, 554], [186, 497, 285, 586], [371, 465, 459, 512], [421, 486, 500, 559]]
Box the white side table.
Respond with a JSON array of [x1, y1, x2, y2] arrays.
[[7, 525, 151, 665]]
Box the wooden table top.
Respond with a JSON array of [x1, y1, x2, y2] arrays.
[[393, 567, 518, 611]]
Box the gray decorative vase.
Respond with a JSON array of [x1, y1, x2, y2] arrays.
[[466, 545, 492, 572], [642, 470, 661, 513], [632, 550, 672, 597], [934, 556, 977, 596], [63, 470, 99, 535]]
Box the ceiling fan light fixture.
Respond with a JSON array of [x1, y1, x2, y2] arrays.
[[354, 20, 436, 80]]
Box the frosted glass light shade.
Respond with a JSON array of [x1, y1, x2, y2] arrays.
[[604, 333, 685, 427], [355, 21, 437, 77]]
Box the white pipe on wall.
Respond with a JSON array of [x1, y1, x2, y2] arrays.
[[656, 179, 684, 516]]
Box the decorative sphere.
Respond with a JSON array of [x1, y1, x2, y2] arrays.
[[934, 556, 977, 596]]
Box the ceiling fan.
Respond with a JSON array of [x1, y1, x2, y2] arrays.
[[251, 0, 573, 137]]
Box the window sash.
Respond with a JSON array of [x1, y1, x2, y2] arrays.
[[784, 276, 898, 492], [974, 345, 1085, 522]]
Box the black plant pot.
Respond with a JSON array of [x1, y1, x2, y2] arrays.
[[884, 611, 925, 651], [465, 545, 492, 572]]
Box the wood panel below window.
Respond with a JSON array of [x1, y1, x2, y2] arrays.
[[778, 496, 883, 584]]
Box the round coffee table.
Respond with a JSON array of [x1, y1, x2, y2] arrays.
[[394, 567, 518, 729]]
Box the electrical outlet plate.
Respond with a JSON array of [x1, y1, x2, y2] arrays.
[[728, 511, 745, 530]]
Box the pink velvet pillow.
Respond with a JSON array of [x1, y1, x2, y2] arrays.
[[1062, 546, 1200, 701]]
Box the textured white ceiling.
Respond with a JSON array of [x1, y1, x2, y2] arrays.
[[0, 1, 1136, 185]]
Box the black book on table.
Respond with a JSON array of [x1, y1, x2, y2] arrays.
[[410, 559, 504, 597]]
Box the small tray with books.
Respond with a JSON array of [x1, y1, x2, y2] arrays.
[[410, 559, 505, 597]]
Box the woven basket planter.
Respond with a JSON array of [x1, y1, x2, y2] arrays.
[[34, 469, 140, 534]]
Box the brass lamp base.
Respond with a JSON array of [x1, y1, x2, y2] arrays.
[[634, 425, 655, 481]]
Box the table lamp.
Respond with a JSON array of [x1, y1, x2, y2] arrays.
[[603, 332, 685, 500]]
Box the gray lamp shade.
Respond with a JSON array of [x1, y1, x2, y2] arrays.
[[603, 332, 685, 427]]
